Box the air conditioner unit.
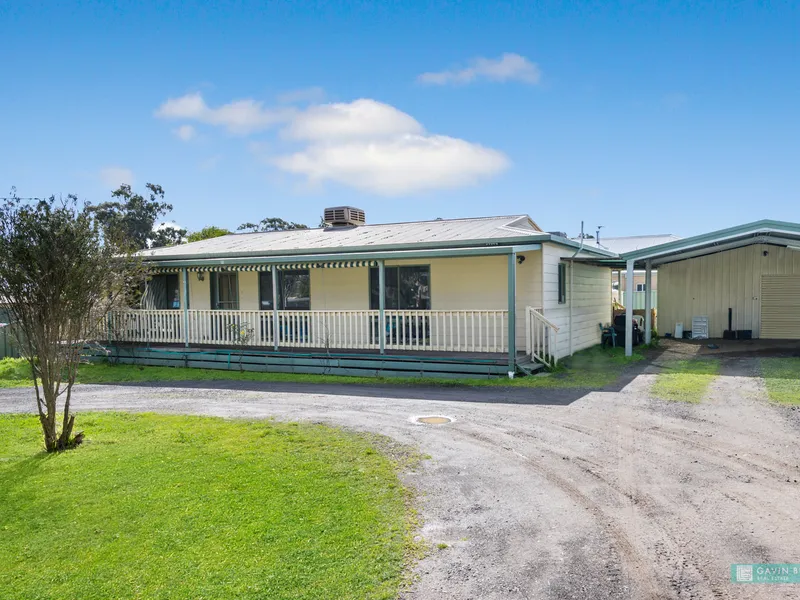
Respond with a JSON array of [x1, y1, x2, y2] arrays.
[[324, 206, 366, 227]]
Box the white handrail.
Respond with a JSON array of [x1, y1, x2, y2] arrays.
[[525, 306, 559, 367], [107, 309, 510, 354]]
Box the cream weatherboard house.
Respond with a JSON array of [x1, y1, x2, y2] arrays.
[[106, 208, 616, 378]]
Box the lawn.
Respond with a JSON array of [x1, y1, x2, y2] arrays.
[[650, 359, 720, 402], [0, 413, 417, 600], [0, 346, 645, 390], [760, 358, 800, 404]]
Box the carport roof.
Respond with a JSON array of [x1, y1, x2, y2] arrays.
[[607, 219, 800, 267]]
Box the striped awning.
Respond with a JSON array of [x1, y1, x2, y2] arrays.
[[150, 260, 377, 274]]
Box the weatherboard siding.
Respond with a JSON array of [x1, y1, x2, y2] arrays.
[[658, 244, 800, 339], [188, 275, 211, 310], [542, 243, 612, 359], [310, 267, 369, 310]]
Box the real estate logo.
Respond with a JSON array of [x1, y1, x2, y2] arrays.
[[735, 565, 753, 582], [732, 564, 800, 584]]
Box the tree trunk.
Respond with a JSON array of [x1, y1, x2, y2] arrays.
[[36, 369, 79, 453]]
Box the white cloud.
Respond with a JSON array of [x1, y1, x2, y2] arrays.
[[154, 92, 509, 195], [418, 53, 541, 85], [99, 166, 134, 187], [272, 99, 509, 195], [274, 134, 508, 195], [277, 86, 326, 104], [155, 92, 293, 135], [283, 99, 423, 141], [173, 124, 196, 141]]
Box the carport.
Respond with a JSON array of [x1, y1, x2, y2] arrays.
[[600, 220, 800, 356]]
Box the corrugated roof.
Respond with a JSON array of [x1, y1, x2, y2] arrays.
[[620, 220, 800, 264], [144, 215, 544, 260], [592, 234, 682, 254]]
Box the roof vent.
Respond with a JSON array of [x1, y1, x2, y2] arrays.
[[324, 206, 366, 227]]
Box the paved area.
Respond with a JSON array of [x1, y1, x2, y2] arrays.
[[2, 361, 799, 599]]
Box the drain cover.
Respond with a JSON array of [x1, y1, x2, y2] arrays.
[[416, 416, 452, 425]]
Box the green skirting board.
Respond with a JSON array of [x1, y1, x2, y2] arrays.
[[90, 346, 511, 379]]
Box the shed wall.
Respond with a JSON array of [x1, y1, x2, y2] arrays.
[[657, 244, 800, 338]]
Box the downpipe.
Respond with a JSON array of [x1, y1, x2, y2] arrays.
[[569, 221, 585, 357]]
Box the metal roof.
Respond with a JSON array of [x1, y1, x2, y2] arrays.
[[589, 234, 682, 254], [142, 214, 618, 262], [618, 220, 800, 266]]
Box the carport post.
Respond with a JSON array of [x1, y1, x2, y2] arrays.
[[378, 259, 386, 355], [182, 267, 189, 348], [271, 265, 279, 351], [625, 259, 634, 356], [508, 252, 517, 373], [644, 259, 652, 345]]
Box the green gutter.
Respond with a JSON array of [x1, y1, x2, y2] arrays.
[[143, 234, 549, 262], [144, 244, 545, 268], [620, 220, 800, 261]]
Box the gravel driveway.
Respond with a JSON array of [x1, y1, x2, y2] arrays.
[[2, 357, 799, 600]]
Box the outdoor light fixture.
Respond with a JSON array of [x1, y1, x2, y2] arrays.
[[517, 255, 526, 264], [196, 271, 205, 281]]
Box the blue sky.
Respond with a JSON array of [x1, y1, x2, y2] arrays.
[[2, 1, 798, 238]]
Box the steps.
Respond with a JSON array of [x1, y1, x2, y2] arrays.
[[515, 356, 546, 376]]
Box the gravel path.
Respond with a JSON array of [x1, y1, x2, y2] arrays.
[[2, 366, 799, 599]]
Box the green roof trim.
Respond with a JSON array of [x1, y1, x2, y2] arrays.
[[619, 219, 800, 262]]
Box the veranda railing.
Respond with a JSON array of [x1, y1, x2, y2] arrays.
[[107, 309, 510, 354]]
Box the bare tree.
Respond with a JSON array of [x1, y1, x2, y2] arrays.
[[0, 193, 142, 452]]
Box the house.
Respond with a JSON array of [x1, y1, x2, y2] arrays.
[[106, 208, 617, 378], [598, 220, 800, 355]]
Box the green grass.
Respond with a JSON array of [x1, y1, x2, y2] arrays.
[[651, 359, 720, 402], [0, 345, 645, 391], [761, 358, 800, 404], [0, 413, 418, 600], [0, 357, 32, 387]]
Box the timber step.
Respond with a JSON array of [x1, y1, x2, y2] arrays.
[[515, 357, 545, 376]]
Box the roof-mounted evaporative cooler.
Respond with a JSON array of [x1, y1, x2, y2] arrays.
[[324, 206, 366, 227]]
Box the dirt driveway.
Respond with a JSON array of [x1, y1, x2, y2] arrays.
[[2, 358, 799, 599]]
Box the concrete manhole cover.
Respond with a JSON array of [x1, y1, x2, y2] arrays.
[[415, 416, 452, 425]]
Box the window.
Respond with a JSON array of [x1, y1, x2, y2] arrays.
[[279, 270, 311, 310], [558, 262, 567, 304], [369, 266, 431, 310], [258, 271, 274, 310], [636, 283, 647, 292], [143, 274, 180, 309], [210, 272, 239, 310], [259, 270, 311, 310]]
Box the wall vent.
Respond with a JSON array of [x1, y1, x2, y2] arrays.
[[324, 206, 366, 227]]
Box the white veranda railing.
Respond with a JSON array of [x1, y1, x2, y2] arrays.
[[107, 309, 509, 354], [524, 306, 559, 367]]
